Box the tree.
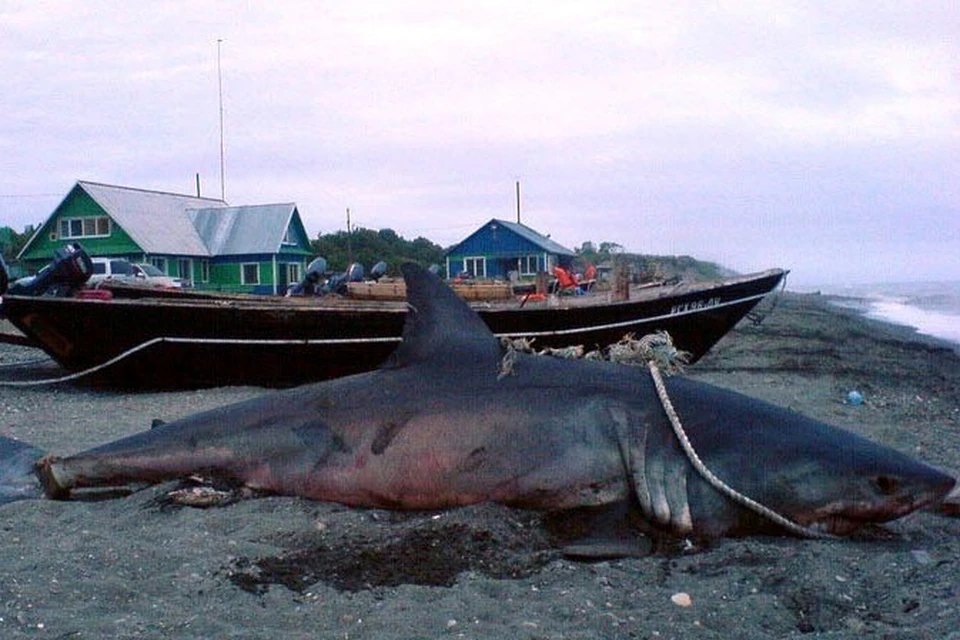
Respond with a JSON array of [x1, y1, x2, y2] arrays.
[[0, 225, 35, 262], [311, 228, 444, 275]]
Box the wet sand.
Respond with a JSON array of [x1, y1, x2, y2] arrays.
[[0, 292, 958, 639]]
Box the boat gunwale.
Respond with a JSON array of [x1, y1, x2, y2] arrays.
[[3, 268, 785, 315], [0, 268, 786, 387]]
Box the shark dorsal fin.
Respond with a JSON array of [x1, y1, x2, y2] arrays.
[[383, 263, 503, 371]]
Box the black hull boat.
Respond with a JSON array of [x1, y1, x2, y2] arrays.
[[0, 267, 786, 388]]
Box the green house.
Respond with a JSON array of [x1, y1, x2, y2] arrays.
[[18, 181, 314, 294]]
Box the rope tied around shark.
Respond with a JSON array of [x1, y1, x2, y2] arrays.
[[500, 331, 836, 539], [6, 264, 953, 544]]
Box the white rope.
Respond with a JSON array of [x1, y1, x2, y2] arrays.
[[0, 334, 402, 387], [646, 358, 836, 539], [502, 329, 836, 537]]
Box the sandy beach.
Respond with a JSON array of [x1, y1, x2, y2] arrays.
[[0, 291, 958, 639]]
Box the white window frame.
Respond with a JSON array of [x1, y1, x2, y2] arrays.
[[518, 255, 538, 276], [59, 216, 111, 239], [241, 262, 260, 285], [177, 258, 193, 282], [463, 256, 486, 278], [149, 257, 168, 273], [285, 263, 301, 283]]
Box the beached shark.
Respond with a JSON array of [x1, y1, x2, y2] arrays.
[[0, 264, 954, 547]]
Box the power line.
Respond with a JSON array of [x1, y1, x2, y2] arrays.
[[0, 193, 63, 199]]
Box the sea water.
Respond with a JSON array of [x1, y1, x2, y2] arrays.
[[814, 281, 960, 348]]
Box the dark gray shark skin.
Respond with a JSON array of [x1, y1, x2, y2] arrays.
[[2, 264, 955, 542], [0, 436, 45, 504]]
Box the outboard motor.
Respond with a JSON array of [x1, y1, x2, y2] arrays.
[[346, 262, 365, 283], [287, 256, 328, 296], [369, 261, 387, 282], [324, 263, 363, 296], [7, 243, 93, 297], [323, 262, 366, 296]]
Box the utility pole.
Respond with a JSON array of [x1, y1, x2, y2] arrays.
[[217, 38, 226, 202], [346, 208, 353, 265]]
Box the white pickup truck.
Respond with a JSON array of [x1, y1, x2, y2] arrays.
[[89, 258, 189, 288]]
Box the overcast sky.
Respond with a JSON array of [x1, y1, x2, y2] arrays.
[[1, 1, 957, 286]]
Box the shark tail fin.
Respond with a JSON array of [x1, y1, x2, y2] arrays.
[[0, 435, 46, 504]]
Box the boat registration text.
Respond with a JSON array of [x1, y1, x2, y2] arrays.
[[670, 297, 721, 315]]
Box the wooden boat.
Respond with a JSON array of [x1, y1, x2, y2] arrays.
[[0, 269, 786, 388]]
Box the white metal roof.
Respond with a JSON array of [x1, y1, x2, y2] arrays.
[[76, 181, 298, 257], [189, 203, 298, 255], [79, 181, 226, 256]]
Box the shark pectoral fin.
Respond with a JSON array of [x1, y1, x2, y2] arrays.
[[0, 435, 47, 504], [607, 406, 654, 518]]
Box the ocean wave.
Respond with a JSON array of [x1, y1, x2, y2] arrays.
[[864, 299, 960, 345], [820, 281, 960, 346]]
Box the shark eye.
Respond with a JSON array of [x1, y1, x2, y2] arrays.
[[872, 475, 900, 496]]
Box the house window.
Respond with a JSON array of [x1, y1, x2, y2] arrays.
[[177, 258, 193, 282], [518, 255, 539, 276], [282, 226, 296, 245], [241, 263, 260, 285], [149, 257, 168, 273], [59, 216, 110, 239], [464, 257, 486, 278], [285, 263, 301, 284], [199, 260, 210, 283]]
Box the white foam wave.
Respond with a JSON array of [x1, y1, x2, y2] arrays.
[[865, 298, 960, 345]]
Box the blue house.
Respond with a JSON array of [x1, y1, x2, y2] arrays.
[[444, 219, 576, 280]]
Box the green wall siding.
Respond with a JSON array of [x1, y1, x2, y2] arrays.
[[21, 188, 142, 269], [196, 255, 308, 294], [19, 184, 315, 295]]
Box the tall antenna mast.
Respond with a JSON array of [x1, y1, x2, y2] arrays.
[[515, 180, 521, 224], [217, 38, 226, 202]]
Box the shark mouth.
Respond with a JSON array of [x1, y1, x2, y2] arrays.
[[798, 482, 955, 536]]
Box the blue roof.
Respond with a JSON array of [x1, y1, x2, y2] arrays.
[[445, 219, 575, 257], [494, 219, 576, 256]]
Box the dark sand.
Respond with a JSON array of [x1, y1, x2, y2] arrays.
[[0, 292, 958, 639]]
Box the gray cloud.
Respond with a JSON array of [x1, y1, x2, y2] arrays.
[[1, 1, 957, 285]]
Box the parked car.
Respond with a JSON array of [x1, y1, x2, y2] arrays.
[[89, 258, 189, 288], [132, 263, 190, 288]]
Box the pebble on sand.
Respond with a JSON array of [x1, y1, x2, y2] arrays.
[[671, 592, 693, 607]]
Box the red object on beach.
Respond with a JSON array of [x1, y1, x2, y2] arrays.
[[553, 267, 578, 293], [75, 289, 114, 301]]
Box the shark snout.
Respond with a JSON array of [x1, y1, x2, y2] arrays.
[[801, 466, 956, 536], [869, 467, 956, 510]]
